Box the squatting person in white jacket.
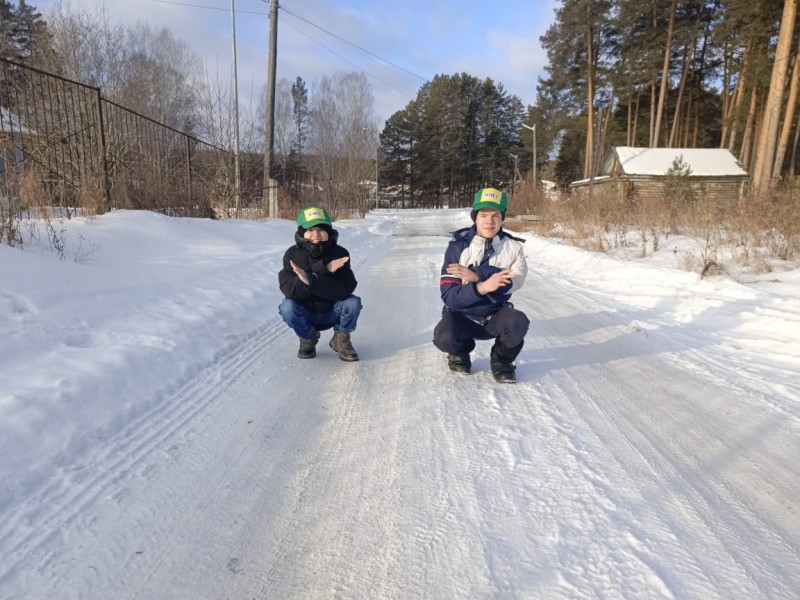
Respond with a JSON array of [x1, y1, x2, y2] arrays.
[[433, 188, 529, 383]]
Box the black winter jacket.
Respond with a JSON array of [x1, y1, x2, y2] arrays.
[[278, 229, 358, 314]]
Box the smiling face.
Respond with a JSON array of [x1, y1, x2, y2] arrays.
[[474, 209, 503, 238], [303, 227, 329, 244]]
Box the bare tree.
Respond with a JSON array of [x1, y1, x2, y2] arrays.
[[41, 0, 128, 92], [271, 78, 295, 181], [119, 24, 201, 129], [307, 72, 376, 218], [43, 1, 202, 130]]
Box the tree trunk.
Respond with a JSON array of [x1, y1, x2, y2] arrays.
[[752, 0, 797, 194], [721, 41, 732, 145], [740, 86, 759, 168], [791, 103, 800, 175], [650, 77, 657, 146], [653, 0, 678, 148], [727, 39, 755, 152], [627, 88, 633, 146], [727, 70, 744, 151], [684, 84, 694, 147], [584, 18, 595, 180], [772, 51, 800, 182], [669, 42, 693, 148]]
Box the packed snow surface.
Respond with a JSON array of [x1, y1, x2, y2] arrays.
[[1, 209, 799, 599]]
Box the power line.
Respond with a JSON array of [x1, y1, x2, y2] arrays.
[[146, 0, 423, 97], [278, 17, 414, 100], [278, 5, 426, 82], [146, 0, 266, 16]]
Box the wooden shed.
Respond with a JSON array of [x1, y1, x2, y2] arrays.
[[569, 147, 749, 203]]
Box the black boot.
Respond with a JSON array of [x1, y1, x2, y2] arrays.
[[297, 329, 320, 359], [490, 341, 523, 383], [447, 353, 471, 374], [330, 331, 359, 362]]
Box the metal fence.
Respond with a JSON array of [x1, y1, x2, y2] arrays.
[[0, 58, 240, 218]]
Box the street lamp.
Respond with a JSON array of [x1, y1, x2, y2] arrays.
[[522, 122, 536, 188]]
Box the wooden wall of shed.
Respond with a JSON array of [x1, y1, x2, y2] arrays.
[[570, 177, 746, 206], [571, 179, 621, 199], [630, 179, 744, 203]]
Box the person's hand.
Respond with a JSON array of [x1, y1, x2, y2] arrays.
[[289, 260, 311, 285], [446, 263, 478, 283], [326, 256, 349, 273], [477, 269, 513, 294]]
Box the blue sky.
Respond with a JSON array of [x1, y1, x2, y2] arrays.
[[35, 0, 557, 123]]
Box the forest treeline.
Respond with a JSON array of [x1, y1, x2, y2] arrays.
[[379, 0, 800, 201], [535, 0, 800, 196]]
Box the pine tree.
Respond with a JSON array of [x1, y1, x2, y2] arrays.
[[8, 0, 49, 64], [1, 0, 17, 60], [291, 77, 309, 156]]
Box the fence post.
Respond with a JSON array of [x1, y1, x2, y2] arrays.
[[95, 88, 111, 212]]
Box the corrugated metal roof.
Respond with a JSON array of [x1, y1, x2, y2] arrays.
[[614, 146, 748, 177]]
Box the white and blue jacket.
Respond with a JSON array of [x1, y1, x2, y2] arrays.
[[439, 226, 527, 321]]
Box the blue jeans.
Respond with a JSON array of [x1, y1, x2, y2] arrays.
[[278, 296, 362, 339]]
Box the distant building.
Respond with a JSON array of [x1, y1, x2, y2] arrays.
[[569, 147, 749, 203], [0, 106, 33, 181]]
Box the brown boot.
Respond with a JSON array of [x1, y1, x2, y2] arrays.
[[329, 331, 359, 362], [297, 329, 320, 359]]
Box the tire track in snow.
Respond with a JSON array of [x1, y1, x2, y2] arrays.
[[520, 264, 800, 599], [251, 237, 446, 599], [0, 317, 287, 587]]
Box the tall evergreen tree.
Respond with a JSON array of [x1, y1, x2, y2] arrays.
[[8, 0, 48, 64], [291, 77, 309, 156], [381, 73, 524, 207], [0, 0, 14, 60]]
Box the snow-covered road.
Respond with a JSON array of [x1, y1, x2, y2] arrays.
[[1, 210, 798, 599]]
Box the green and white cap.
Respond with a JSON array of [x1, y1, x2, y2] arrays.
[[472, 188, 508, 212], [297, 206, 332, 230]]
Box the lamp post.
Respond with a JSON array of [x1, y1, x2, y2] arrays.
[[522, 122, 536, 188]]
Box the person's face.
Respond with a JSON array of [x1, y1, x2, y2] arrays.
[[474, 209, 503, 238], [303, 226, 329, 244]]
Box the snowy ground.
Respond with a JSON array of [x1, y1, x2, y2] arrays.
[[1, 209, 799, 599]]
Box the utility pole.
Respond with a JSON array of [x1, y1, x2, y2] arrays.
[[509, 153, 519, 196], [230, 0, 241, 217], [522, 122, 536, 188], [262, 0, 279, 218]]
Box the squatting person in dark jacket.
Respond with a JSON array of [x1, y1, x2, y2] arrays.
[[433, 188, 529, 383], [278, 206, 361, 361]]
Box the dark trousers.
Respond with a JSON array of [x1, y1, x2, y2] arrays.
[[433, 306, 529, 355]]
